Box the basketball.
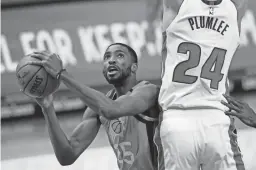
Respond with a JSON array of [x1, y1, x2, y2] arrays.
[[16, 55, 60, 98]]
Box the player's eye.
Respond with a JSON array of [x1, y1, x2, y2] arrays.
[[104, 55, 110, 60], [117, 53, 124, 58]]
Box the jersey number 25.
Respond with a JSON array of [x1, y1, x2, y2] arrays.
[[173, 42, 226, 90]]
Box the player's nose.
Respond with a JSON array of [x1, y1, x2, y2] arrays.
[[108, 59, 116, 65]]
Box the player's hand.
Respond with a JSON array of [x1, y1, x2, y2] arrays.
[[35, 94, 54, 110], [27, 51, 63, 79], [221, 94, 256, 128]]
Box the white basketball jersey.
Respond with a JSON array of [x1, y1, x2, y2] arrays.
[[159, 0, 247, 111]]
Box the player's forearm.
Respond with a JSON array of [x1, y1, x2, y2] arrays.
[[60, 71, 120, 119], [41, 105, 77, 165]]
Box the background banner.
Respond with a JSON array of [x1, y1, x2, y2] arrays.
[[1, 0, 256, 119]]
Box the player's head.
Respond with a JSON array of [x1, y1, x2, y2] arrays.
[[102, 43, 138, 85]]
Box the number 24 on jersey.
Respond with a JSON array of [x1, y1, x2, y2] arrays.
[[173, 42, 226, 90]]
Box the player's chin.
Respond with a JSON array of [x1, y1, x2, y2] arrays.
[[106, 75, 123, 84], [107, 71, 120, 79]]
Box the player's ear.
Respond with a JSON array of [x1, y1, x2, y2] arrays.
[[131, 63, 138, 73]]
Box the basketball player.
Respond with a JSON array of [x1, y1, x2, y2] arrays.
[[222, 94, 256, 128], [155, 0, 249, 170], [27, 44, 159, 170]]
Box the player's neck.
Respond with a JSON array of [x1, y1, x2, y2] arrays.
[[114, 76, 137, 96]]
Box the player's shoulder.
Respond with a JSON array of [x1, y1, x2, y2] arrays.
[[132, 81, 160, 92], [133, 81, 160, 122], [131, 81, 160, 122], [130, 81, 160, 98]]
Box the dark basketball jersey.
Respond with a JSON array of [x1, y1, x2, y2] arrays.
[[99, 81, 159, 170]]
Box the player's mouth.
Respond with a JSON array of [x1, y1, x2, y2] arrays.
[[107, 65, 119, 76]]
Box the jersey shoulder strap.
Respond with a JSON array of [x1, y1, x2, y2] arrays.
[[106, 88, 117, 100]]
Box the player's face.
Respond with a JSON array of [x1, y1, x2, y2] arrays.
[[102, 45, 133, 85]]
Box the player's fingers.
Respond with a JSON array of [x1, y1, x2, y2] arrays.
[[225, 96, 240, 107], [26, 61, 44, 66], [34, 50, 49, 55], [221, 100, 240, 112], [223, 94, 233, 101], [225, 111, 249, 119], [26, 52, 37, 57], [30, 53, 48, 60], [234, 99, 247, 108], [40, 50, 50, 55], [225, 111, 239, 117], [33, 52, 49, 60], [30, 55, 43, 61], [231, 99, 244, 109], [223, 94, 236, 100], [229, 98, 245, 109], [223, 94, 243, 105], [223, 94, 232, 103], [223, 94, 243, 108]]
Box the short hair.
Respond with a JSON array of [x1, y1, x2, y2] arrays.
[[105, 43, 138, 63]]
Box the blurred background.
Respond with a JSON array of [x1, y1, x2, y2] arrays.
[[1, 0, 256, 170]]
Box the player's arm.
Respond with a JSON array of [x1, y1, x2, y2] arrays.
[[146, 0, 162, 23], [162, 0, 184, 31], [27, 51, 159, 119], [231, 0, 249, 32], [110, 83, 160, 119], [221, 94, 256, 128], [36, 95, 101, 165], [231, 0, 249, 9], [61, 71, 159, 119]]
